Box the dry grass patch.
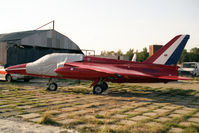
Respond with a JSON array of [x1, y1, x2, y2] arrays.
[[39, 112, 61, 126]]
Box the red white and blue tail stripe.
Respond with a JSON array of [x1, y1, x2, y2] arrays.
[[144, 35, 190, 65]]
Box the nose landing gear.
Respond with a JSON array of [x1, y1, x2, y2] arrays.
[[47, 82, 58, 91], [47, 78, 58, 91]]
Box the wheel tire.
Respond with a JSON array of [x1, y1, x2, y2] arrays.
[[93, 85, 103, 95], [47, 83, 58, 91], [102, 82, 108, 90], [6, 74, 13, 82]]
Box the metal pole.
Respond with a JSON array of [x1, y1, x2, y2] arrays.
[[35, 20, 55, 30], [53, 20, 55, 30]]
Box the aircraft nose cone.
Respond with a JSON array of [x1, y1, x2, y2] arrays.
[[6, 64, 27, 74]]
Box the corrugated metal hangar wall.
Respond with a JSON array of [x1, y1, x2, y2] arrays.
[[0, 30, 83, 67]]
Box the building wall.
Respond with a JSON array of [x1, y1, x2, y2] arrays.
[[21, 30, 80, 50], [0, 42, 7, 65], [6, 45, 83, 67], [149, 45, 163, 57]]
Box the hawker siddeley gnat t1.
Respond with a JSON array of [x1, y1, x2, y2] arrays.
[[6, 35, 191, 94]]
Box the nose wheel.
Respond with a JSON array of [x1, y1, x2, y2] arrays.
[[47, 83, 58, 91], [47, 78, 58, 91], [93, 82, 108, 95]]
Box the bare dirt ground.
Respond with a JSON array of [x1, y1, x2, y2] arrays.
[[0, 79, 199, 133]]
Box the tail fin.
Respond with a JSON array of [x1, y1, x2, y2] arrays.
[[144, 34, 190, 65]]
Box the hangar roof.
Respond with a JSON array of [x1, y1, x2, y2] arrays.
[[0, 30, 81, 50], [0, 30, 47, 42]]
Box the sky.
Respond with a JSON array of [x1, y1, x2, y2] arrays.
[[0, 0, 199, 54]]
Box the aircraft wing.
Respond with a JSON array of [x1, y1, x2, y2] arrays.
[[62, 62, 191, 81], [64, 62, 153, 78]]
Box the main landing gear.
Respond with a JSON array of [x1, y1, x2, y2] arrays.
[[93, 81, 108, 95], [45, 78, 109, 94], [47, 78, 58, 91]]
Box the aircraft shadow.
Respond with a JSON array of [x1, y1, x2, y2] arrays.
[[106, 87, 199, 109]]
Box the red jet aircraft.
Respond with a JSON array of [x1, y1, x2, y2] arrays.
[[6, 34, 190, 94]]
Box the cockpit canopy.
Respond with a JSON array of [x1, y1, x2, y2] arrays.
[[26, 53, 84, 76], [34, 53, 84, 65]]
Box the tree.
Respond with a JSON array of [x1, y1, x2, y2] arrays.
[[125, 48, 134, 60], [137, 47, 149, 62], [100, 51, 107, 56], [178, 47, 199, 63], [179, 49, 188, 64], [100, 46, 199, 63], [189, 47, 199, 62], [107, 51, 115, 56], [115, 49, 123, 56], [190, 47, 199, 54], [100, 51, 116, 56]]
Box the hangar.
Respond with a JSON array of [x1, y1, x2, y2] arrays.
[[0, 30, 83, 67]]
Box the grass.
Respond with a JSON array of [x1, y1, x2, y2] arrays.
[[62, 87, 91, 94], [182, 125, 199, 133], [39, 112, 61, 126], [163, 88, 195, 97], [74, 103, 83, 105], [95, 114, 105, 119], [88, 104, 98, 108], [34, 103, 48, 108], [1, 80, 199, 133], [64, 119, 86, 128], [78, 126, 99, 133], [16, 103, 26, 106], [19, 111, 30, 115], [78, 124, 134, 133], [193, 77, 199, 81], [158, 109, 199, 133]]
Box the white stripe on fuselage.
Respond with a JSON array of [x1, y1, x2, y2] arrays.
[[153, 35, 185, 65]]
